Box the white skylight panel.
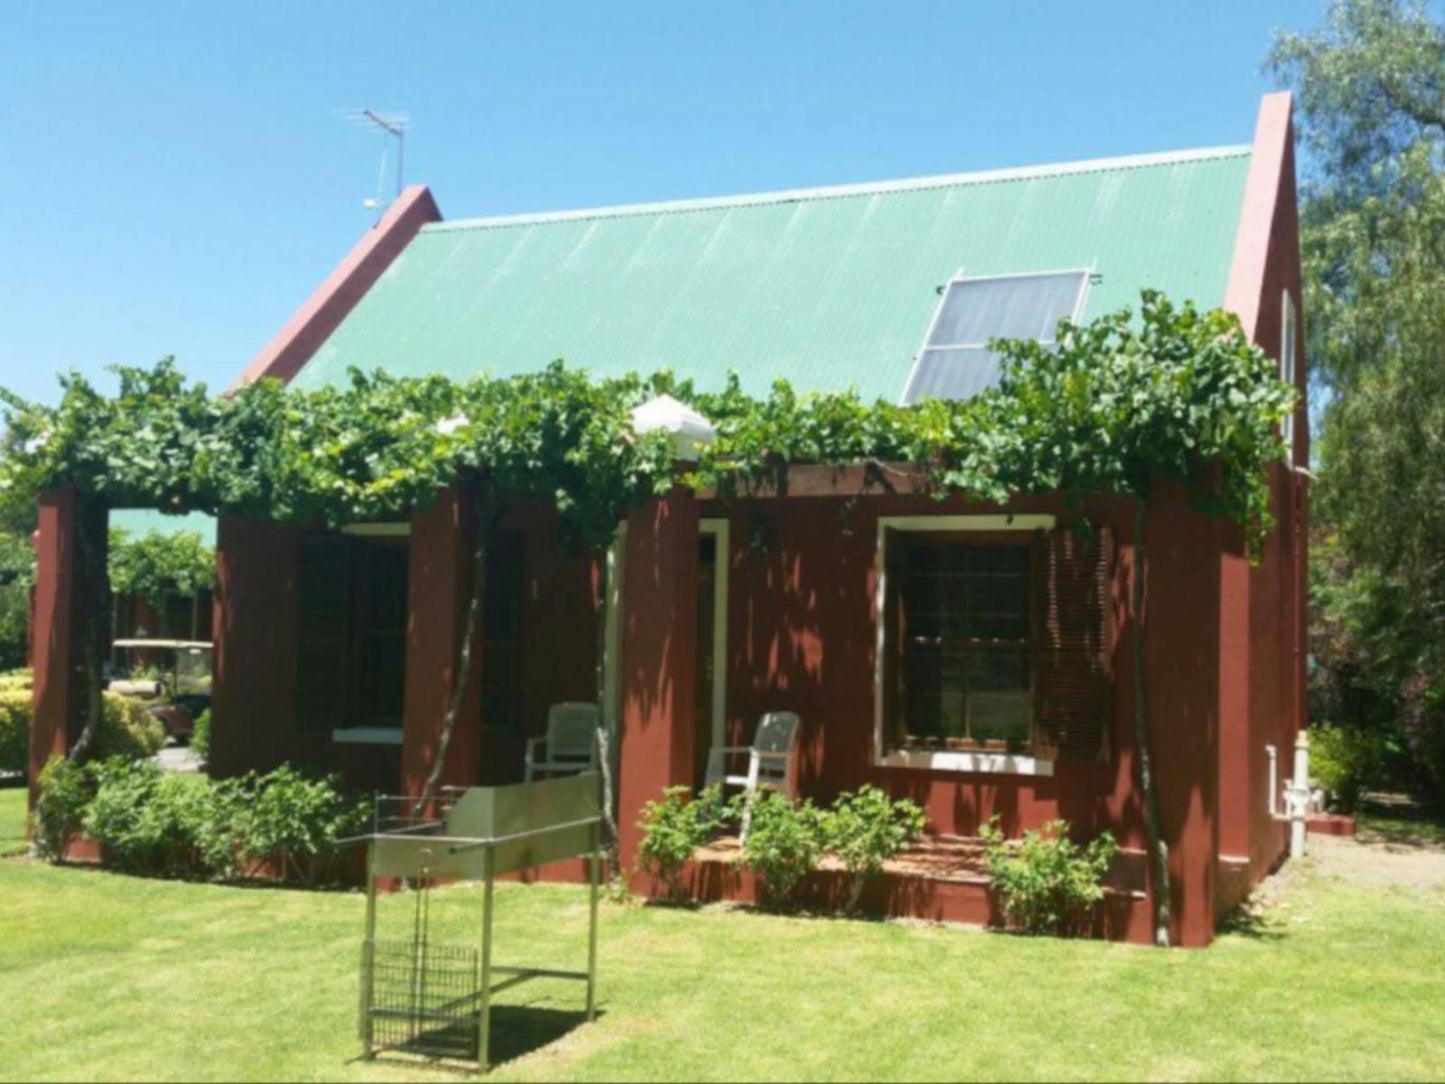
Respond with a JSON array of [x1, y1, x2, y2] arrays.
[[902, 270, 1090, 405]]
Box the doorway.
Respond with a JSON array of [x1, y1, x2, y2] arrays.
[[695, 519, 729, 787]]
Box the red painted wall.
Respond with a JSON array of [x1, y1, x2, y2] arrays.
[[702, 488, 1227, 945], [27, 487, 103, 806], [210, 516, 300, 778]]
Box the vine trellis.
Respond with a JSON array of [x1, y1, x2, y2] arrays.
[[2, 291, 1296, 945]]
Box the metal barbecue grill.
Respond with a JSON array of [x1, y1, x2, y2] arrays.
[[356, 772, 603, 1071]]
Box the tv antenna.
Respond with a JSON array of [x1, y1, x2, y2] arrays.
[[342, 109, 408, 213]]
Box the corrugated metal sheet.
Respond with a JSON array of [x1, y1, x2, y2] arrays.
[[292, 146, 1252, 401]]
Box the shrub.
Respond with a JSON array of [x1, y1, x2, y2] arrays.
[[236, 766, 368, 887], [1310, 724, 1386, 814], [0, 668, 32, 692], [34, 755, 92, 860], [636, 785, 723, 900], [96, 693, 166, 761], [980, 817, 1118, 937], [824, 785, 927, 912], [734, 790, 826, 908], [0, 669, 163, 776], [190, 709, 211, 767], [0, 687, 28, 775], [84, 758, 209, 876]]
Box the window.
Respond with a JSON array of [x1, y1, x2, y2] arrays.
[[1281, 290, 1298, 457], [480, 533, 523, 733], [902, 270, 1090, 405], [879, 522, 1114, 763], [890, 536, 1033, 749], [295, 533, 409, 735]]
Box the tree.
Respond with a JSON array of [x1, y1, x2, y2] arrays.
[[108, 528, 216, 638], [0, 531, 32, 671], [1270, 0, 1445, 801]]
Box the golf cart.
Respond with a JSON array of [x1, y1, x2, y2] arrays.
[[107, 638, 213, 743]]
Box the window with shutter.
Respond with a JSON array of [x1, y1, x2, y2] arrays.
[[878, 523, 1113, 762], [296, 533, 351, 734], [1035, 527, 1114, 761], [479, 532, 523, 734], [296, 532, 411, 735]]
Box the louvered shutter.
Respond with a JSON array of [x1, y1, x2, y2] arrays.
[[296, 533, 352, 734], [879, 527, 909, 753], [1035, 526, 1114, 761]]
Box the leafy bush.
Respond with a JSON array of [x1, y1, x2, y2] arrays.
[[734, 790, 827, 908], [33, 755, 91, 859], [1310, 724, 1386, 814], [235, 765, 368, 887], [636, 785, 723, 900], [84, 758, 210, 876], [34, 753, 363, 884], [0, 669, 163, 775], [190, 709, 211, 767], [980, 817, 1118, 937], [96, 693, 167, 761], [0, 687, 28, 775], [824, 785, 927, 912], [0, 668, 32, 692]]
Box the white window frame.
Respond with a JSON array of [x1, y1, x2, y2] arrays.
[[1281, 290, 1298, 460], [873, 514, 1056, 777], [900, 268, 1094, 406]]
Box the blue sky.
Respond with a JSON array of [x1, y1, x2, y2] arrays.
[[0, 1, 1325, 403]]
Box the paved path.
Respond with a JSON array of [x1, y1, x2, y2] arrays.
[[154, 744, 203, 773]]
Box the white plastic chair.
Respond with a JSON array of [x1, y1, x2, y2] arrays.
[[704, 712, 801, 840], [524, 702, 601, 782]]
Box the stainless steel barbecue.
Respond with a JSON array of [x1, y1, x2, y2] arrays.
[[356, 772, 603, 1070]]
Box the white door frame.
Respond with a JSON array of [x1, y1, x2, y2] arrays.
[[699, 518, 730, 756]]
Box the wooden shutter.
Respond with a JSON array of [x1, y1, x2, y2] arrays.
[[1035, 526, 1114, 761], [296, 533, 352, 734], [879, 528, 909, 753]]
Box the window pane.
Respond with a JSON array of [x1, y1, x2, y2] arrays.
[[968, 648, 1029, 692], [969, 694, 1032, 744], [896, 538, 1033, 750]]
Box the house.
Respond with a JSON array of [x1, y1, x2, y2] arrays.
[[28, 93, 1305, 946]]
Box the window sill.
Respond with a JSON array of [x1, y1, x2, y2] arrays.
[[331, 728, 404, 746], [878, 748, 1055, 777]]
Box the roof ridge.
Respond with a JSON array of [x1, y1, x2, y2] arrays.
[[426, 144, 1252, 233]]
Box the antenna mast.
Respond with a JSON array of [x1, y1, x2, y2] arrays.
[[343, 109, 409, 211]]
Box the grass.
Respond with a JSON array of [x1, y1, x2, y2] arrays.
[[2, 834, 1444, 1082], [0, 783, 27, 857], [1357, 795, 1445, 848]]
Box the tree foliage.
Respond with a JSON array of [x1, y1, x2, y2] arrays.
[[1271, 0, 1445, 803], [108, 527, 215, 606]]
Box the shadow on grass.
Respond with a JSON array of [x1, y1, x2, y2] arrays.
[[1356, 794, 1445, 851], [359, 1004, 600, 1073], [1217, 898, 1288, 942]]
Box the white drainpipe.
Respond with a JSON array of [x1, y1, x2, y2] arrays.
[[1266, 732, 1312, 859]]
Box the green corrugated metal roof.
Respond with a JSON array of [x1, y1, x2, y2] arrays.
[[293, 145, 1252, 400], [111, 509, 217, 545]]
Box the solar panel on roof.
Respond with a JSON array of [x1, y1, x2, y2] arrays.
[[901, 270, 1089, 405]]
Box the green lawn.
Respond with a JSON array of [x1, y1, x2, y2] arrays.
[[1, 826, 1443, 1081], [0, 784, 27, 857]]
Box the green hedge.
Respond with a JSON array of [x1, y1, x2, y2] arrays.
[[36, 755, 367, 885], [0, 688, 28, 776], [0, 670, 165, 776]]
